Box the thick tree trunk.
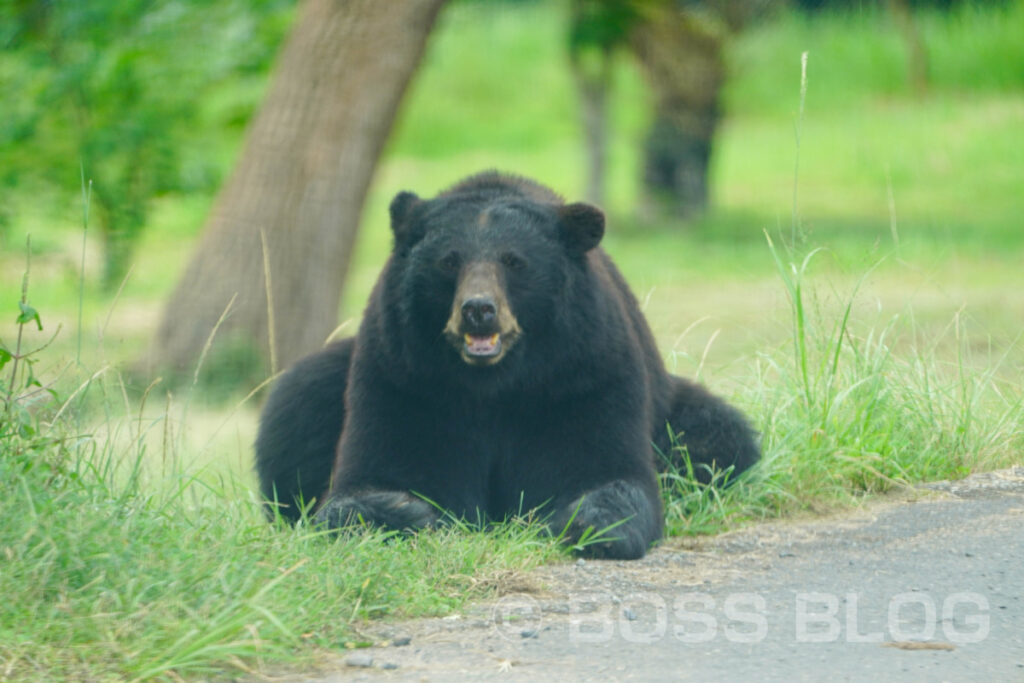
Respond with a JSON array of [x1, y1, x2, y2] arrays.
[[150, 0, 445, 377], [629, 6, 725, 221]]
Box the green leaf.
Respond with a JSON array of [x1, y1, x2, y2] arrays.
[[0, 347, 11, 371], [16, 302, 42, 331]]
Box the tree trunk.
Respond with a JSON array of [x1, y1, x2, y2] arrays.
[[570, 45, 613, 207], [629, 5, 726, 221], [149, 0, 445, 378], [887, 0, 929, 96]]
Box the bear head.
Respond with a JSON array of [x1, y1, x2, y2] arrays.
[[385, 173, 605, 375]]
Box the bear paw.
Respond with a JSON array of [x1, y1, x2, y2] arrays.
[[313, 491, 441, 533], [554, 480, 661, 560]]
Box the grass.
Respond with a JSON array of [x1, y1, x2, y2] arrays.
[[659, 238, 1024, 537], [12, 228, 1021, 680], [1, 341, 562, 679], [0, 458, 560, 679], [2, 1, 1024, 679], [754, 238, 1022, 490], [725, 1, 1024, 117]]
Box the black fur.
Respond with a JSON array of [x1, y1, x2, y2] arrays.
[[254, 339, 352, 521], [254, 171, 759, 558]]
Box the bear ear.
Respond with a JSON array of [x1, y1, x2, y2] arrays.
[[389, 191, 422, 242], [558, 202, 605, 252]]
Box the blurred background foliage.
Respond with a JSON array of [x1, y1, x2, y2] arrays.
[[1, 0, 1023, 373], [0, 0, 293, 287]]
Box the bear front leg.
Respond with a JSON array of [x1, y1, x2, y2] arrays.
[[313, 491, 441, 532], [552, 480, 663, 560]]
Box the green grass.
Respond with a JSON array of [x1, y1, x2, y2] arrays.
[[2, 1, 1024, 679], [6, 230, 1022, 680], [0, 463, 560, 679], [0, 363, 562, 679], [658, 238, 1024, 537], [755, 238, 1022, 488], [725, 1, 1024, 117]]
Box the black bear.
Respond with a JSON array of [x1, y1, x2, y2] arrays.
[[255, 171, 758, 559]]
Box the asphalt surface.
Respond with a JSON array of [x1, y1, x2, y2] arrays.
[[301, 467, 1024, 682]]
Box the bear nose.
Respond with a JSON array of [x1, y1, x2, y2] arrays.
[[461, 297, 497, 330]]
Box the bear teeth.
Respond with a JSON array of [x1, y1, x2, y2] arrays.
[[463, 333, 500, 356]]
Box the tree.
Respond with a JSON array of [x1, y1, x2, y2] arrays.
[[568, 0, 638, 207], [887, 0, 929, 95], [149, 0, 446, 378], [796, 0, 931, 95], [629, 4, 725, 220], [567, 1, 760, 221], [629, 1, 762, 221], [0, 0, 290, 289]]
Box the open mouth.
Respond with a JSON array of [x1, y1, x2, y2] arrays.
[[463, 332, 501, 358]]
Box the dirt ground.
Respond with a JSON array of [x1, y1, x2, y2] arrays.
[[287, 467, 1024, 682]]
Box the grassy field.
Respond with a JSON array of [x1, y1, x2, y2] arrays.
[[2, 1, 1023, 679]]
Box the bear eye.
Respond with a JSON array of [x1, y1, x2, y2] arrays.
[[500, 252, 526, 271], [438, 250, 461, 272]]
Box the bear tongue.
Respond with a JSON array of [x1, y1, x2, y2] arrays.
[[464, 333, 500, 356]]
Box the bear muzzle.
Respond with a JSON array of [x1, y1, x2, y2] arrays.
[[444, 263, 521, 366]]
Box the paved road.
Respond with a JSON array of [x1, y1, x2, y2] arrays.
[[306, 468, 1024, 681]]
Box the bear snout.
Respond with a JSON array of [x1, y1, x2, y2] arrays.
[[443, 262, 522, 365], [461, 297, 497, 332]]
